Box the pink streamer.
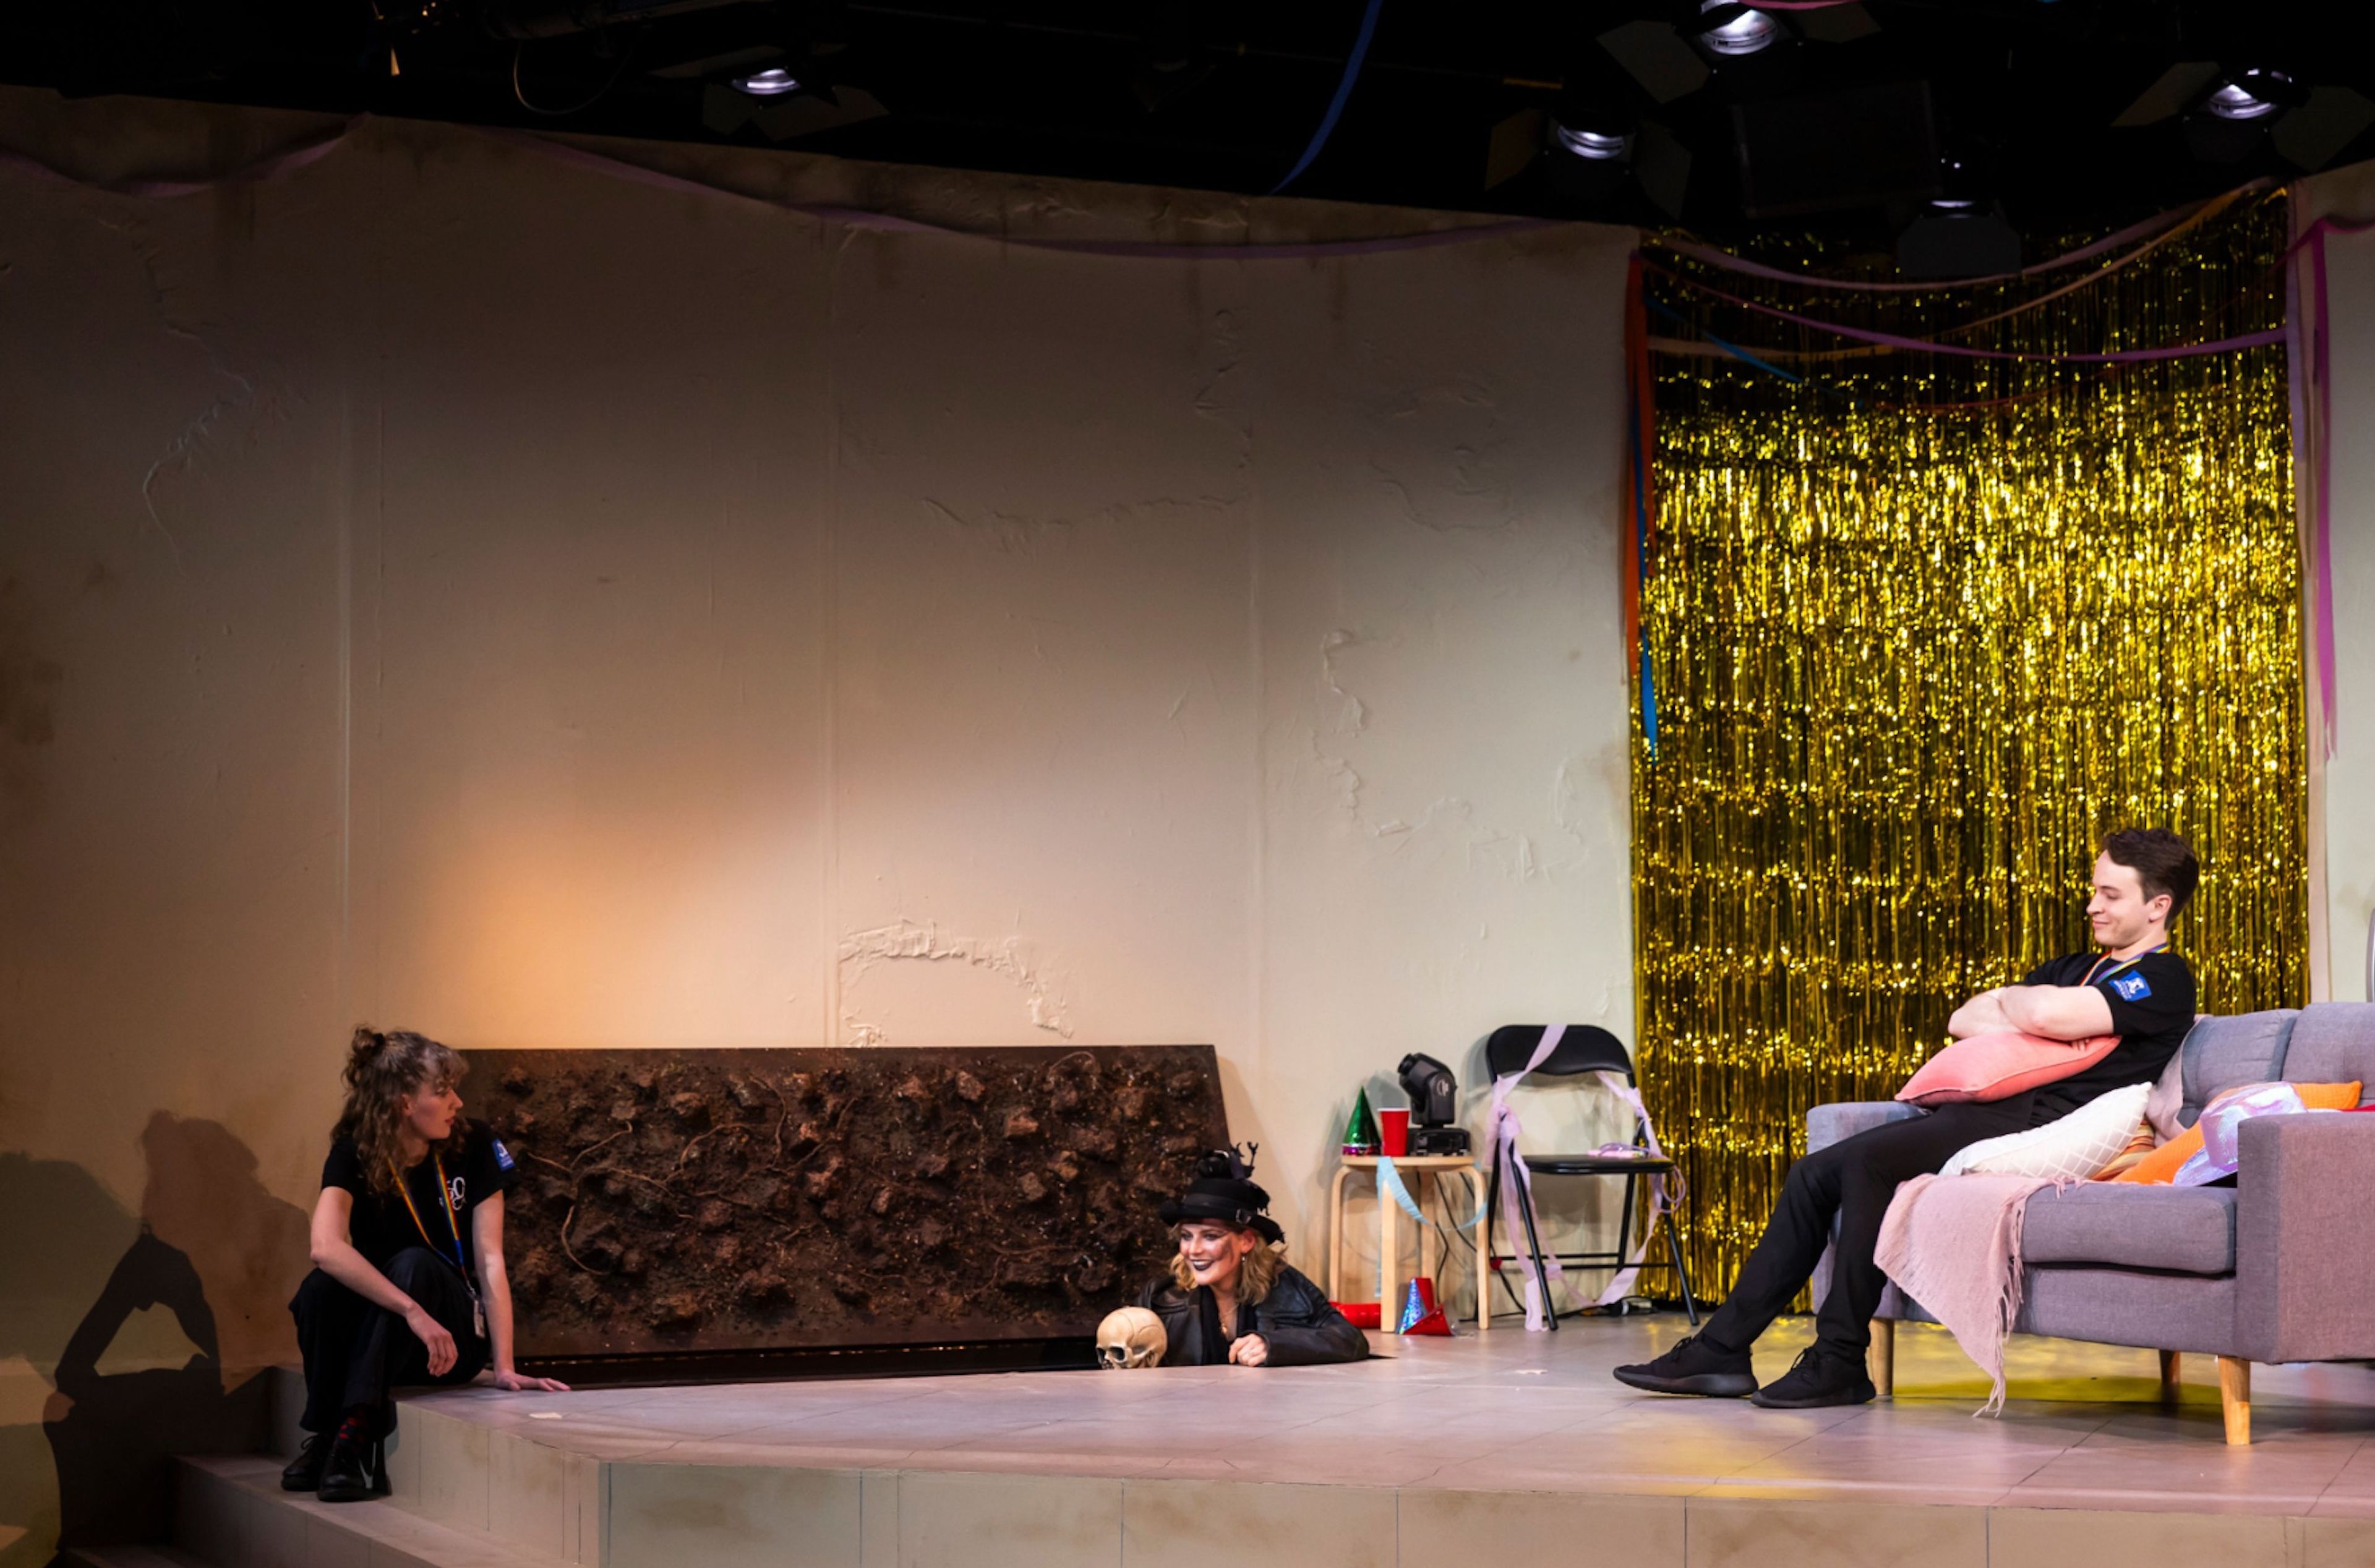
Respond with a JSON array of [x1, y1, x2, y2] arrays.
[[1487, 1026, 1681, 1328], [1489, 1026, 1570, 1331], [0, 114, 1552, 263], [2293, 215, 2350, 756], [1648, 261, 2286, 363], [1652, 195, 2219, 294], [0, 120, 356, 197]]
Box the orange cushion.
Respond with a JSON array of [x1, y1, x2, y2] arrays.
[[2094, 1120, 2159, 1178], [2108, 1081, 2364, 1183]]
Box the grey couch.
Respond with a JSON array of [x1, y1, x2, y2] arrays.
[[1808, 1002, 2375, 1444]]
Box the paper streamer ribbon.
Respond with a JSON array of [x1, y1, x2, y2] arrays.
[[1581, 1073, 1684, 1309], [1374, 1155, 1480, 1230], [1487, 1026, 1570, 1330], [1490, 1025, 1685, 1329], [1646, 183, 2261, 297], [1644, 257, 2288, 364], [0, 119, 356, 197], [0, 114, 1552, 264], [2286, 204, 2374, 757]]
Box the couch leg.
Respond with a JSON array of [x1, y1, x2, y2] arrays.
[[2158, 1350, 2181, 1399], [2217, 1356, 2251, 1446], [1869, 1319, 1894, 1399]]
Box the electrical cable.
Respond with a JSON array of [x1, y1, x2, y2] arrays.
[[1269, 0, 1385, 194], [511, 30, 642, 117]]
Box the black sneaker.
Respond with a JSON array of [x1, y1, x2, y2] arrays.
[[280, 1434, 328, 1492], [1613, 1332, 1758, 1397], [315, 1431, 382, 1503], [1748, 1346, 1876, 1409]]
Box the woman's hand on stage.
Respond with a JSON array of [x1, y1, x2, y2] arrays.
[[492, 1368, 571, 1392], [406, 1303, 458, 1376], [1227, 1334, 1269, 1367]]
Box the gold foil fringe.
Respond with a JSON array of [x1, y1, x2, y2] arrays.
[[1632, 194, 2308, 1302]]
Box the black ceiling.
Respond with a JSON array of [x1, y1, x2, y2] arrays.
[[8, 2, 2372, 252]]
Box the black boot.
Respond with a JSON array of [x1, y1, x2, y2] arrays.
[[1748, 1345, 1876, 1409], [280, 1434, 329, 1492], [316, 1430, 383, 1502], [1613, 1332, 1758, 1397]]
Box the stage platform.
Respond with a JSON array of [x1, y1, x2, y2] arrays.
[[168, 1316, 2375, 1568]]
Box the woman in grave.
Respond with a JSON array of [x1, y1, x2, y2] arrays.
[[284, 1028, 568, 1502], [1135, 1146, 1371, 1367]]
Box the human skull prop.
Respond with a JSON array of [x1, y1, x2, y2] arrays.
[[1095, 1306, 1166, 1370]]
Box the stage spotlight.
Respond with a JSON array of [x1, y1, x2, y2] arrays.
[[1690, 2, 1785, 59], [731, 66, 800, 96], [1553, 122, 1632, 160], [2202, 68, 2301, 121], [2185, 68, 2306, 164], [1544, 109, 1637, 202]]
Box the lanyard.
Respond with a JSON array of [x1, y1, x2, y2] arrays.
[[392, 1152, 469, 1276], [2082, 943, 2168, 988]]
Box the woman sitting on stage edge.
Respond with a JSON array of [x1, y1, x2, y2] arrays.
[[1137, 1147, 1370, 1367], [285, 1028, 568, 1502]]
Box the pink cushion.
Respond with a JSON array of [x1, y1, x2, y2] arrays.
[[1896, 1032, 2122, 1106]]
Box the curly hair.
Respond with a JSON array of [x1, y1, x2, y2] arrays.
[[333, 1026, 468, 1198], [1168, 1226, 1283, 1305]]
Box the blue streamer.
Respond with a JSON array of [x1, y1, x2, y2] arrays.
[[1374, 1155, 1426, 1222], [1640, 641, 1658, 756], [1645, 296, 1802, 384], [1270, 0, 1386, 194], [1376, 1156, 1481, 1230], [1629, 341, 1660, 761]]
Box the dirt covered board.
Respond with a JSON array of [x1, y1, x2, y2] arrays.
[[468, 1045, 1229, 1357]]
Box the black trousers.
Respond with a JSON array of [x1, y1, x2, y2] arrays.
[[289, 1247, 487, 1434], [1701, 1096, 2045, 1359]]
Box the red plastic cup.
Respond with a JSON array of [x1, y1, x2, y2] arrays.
[[1377, 1108, 1410, 1156]]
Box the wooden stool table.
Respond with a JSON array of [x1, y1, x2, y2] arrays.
[[1327, 1154, 1489, 1336]]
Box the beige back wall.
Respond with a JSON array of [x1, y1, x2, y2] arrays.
[[2298, 167, 2375, 1004], [0, 86, 1638, 1509]]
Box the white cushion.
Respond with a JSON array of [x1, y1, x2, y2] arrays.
[[1938, 1083, 2154, 1182]]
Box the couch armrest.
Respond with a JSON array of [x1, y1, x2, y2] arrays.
[[2236, 1112, 2375, 1361], [1807, 1101, 1922, 1154]]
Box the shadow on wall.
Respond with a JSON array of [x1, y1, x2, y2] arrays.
[[0, 1114, 309, 1566]]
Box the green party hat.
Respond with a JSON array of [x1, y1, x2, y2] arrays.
[[1342, 1087, 1379, 1154]]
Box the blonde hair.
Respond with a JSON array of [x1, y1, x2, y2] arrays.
[[333, 1026, 468, 1196], [1168, 1226, 1283, 1305]]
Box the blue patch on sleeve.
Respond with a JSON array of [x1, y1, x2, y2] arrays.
[[2110, 971, 2152, 1002], [492, 1138, 515, 1172]]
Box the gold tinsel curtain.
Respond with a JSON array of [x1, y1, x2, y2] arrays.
[[1631, 190, 2308, 1300]]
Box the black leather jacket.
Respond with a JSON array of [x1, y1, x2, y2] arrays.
[[1134, 1262, 1371, 1367]]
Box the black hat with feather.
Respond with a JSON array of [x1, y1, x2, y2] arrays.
[[1157, 1144, 1284, 1245]]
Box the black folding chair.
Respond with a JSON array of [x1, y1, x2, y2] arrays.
[[1483, 1023, 1698, 1328]]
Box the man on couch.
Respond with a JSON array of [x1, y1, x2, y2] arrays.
[[1614, 827, 2199, 1409]]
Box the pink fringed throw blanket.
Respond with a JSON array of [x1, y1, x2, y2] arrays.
[[1874, 1173, 2053, 1414]]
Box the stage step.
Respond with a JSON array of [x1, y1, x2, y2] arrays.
[[173, 1454, 575, 1568], [56, 1547, 211, 1568]]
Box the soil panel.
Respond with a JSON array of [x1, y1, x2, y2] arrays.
[[468, 1044, 1228, 1357]]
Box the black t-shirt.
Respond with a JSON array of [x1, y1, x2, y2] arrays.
[[2019, 948, 2197, 1112], [322, 1118, 516, 1285]]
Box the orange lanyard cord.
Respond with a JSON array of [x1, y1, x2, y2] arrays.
[[2082, 943, 2168, 989], [390, 1152, 467, 1270]]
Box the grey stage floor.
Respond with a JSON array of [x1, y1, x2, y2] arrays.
[[403, 1313, 2375, 1514]]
